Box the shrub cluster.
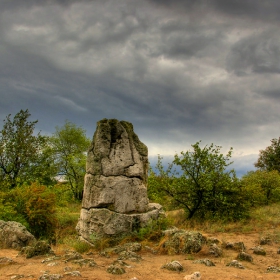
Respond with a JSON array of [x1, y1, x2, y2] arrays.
[[0, 183, 57, 239]]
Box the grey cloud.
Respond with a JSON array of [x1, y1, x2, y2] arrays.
[[153, 25, 224, 59], [262, 90, 280, 99], [147, 0, 280, 21], [0, 0, 96, 10], [211, 0, 280, 20], [227, 31, 280, 75]]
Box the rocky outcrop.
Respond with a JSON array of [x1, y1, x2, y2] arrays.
[[193, 259, 215, 266], [237, 251, 253, 262], [0, 220, 36, 250], [160, 228, 206, 254], [252, 245, 266, 255], [161, 260, 184, 271], [20, 240, 54, 258], [208, 243, 223, 257], [224, 241, 246, 252], [76, 119, 164, 241], [226, 260, 245, 269]]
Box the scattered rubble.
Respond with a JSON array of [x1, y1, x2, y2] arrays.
[[161, 260, 184, 272], [224, 241, 246, 252], [251, 245, 266, 255], [193, 259, 215, 266], [237, 251, 253, 262], [267, 266, 280, 273], [184, 271, 201, 280], [226, 260, 245, 269], [208, 243, 223, 257], [20, 240, 54, 258]]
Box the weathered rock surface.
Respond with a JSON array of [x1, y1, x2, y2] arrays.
[[77, 203, 164, 238], [267, 266, 280, 273], [77, 119, 164, 240], [160, 228, 206, 254], [0, 257, 16, 265], [260, 236, 272, 245], [82, 174, 149, 213], [237, 251, 253, 262], [193, 259, 215, 266], [107, 264, 126, 274], [38, 273, 62, 280], [209, 243, 223, 257], [161, 260, 184, 271], [118, 250, 142, 262], [226, 260, 245, 269], [0, 220, 36, 250], [20, 240, 54, 258], [83, 119, 149, 214], [252, 245, 266, 256], [224, 241, 246, 252]]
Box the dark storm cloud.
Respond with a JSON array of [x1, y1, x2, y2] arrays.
[[148, 0, 280, 21], [227, 30, 280, 75], [262, 90, 280, 99], [212, 0, 280, 20], [0, 0, 280, 174]]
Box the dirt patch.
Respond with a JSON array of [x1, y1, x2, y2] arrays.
[[1, 232, 280, 280]]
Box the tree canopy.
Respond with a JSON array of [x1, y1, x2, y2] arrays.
[[0, 109, 44, 189], [255, 137, 280, 172], [149, 141, 247, 220], [50, 120, 91, 200]]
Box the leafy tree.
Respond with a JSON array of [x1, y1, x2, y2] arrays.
[[50, 121, 90, 201], [0, 109, 45, 189], [255, 137, 280, 172], [25, 138, 58, 186], [241, 170, 280, 205], [149, 142, 247, 220]]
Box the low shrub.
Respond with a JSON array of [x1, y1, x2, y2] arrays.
[[136, 217, 171, 241], [63, 236, 93, 253], [3, 183, 57, 239]]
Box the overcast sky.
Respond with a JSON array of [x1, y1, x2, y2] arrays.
[[1, 0, 280, 176]]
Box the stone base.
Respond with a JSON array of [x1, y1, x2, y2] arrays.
[[76, 203, 165, 243]]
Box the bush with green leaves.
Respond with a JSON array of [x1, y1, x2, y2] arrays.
[[136, 217, 170, 241], [149, 141, 249, 221], [0, 195, 28, 227], [255, 137, 280, 172], [241, 170, 280, 206], [2, 183, 57, 239]]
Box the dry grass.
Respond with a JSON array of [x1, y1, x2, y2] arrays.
[[166, 203, 280, 236]]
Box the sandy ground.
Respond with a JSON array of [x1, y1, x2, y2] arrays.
[[1, 232, 280, 280]]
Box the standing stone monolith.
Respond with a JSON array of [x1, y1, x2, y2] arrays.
[[76, 119, 164, 242]]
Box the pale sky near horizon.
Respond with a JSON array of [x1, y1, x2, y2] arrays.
[[1, 0, 280, 176]]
